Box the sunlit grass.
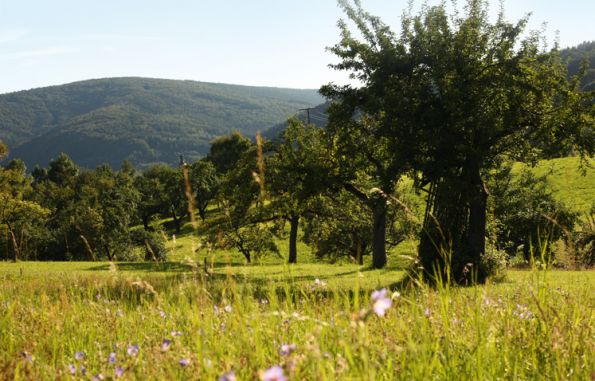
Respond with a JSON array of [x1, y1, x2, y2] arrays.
[[1, 261, 593, 380]]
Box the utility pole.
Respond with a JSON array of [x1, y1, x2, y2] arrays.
[[298, 107, 312, 125]]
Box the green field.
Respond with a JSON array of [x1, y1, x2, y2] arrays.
[[1, 262, 593, 380]]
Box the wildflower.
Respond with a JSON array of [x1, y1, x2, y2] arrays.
[[260, 299, 269, 305], [159, 310, 167, 318], [81, 365, 87, 375], [224, 305, 233, 313], [179, 358, 190, 367], [75, 351, 85, 361], [108, 352, 116, 364], [279, 344, 296, 356], [21, 351, 33, 363], [261, 365, 286, 381], [114, 366, 124, 378], [160, 339, 172, 352], [513, 304, 534, 320], [371, 288, 392, 317], [314, 278, 327, 287], [214, 305, 220, 315], [92, 374, 104, 381], [219, 371, 237, 381], [127, 344, 139, 357], [68, 363, 76, 375], [424, 307, 432, 317], [220, 322, 226, 331], [171, 330, 183, 337]]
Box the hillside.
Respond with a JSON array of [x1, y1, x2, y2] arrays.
[[0, 77, 323, 168], [561, 41, 595, 91]]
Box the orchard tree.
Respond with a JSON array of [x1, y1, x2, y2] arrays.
[[326, 0, 594, 282], [189, 159, 219, 221], [266, 118, 332, 263]]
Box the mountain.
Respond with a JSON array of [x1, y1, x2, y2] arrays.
[[0, 77, 323, 169], [262, 102, 329, 140]]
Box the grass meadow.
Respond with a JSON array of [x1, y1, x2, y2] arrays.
[[0, 156, 593, 380], [1, 261, 593, 380]]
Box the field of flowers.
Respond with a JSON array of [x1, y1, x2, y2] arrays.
[[0, 262, 593, 380]]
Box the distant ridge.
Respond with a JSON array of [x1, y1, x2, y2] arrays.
[[0, 77, 323, 169]]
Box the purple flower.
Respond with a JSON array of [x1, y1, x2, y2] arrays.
[[513, 304, 534, 320], [371, 288, 392, 317], [114, 366, 124, 378], [424, 307, 432, 317], [81, 365, 87, 376], [171, 330, 183, 337], [160, 339, 172, 352], [179, 358, 190, 367], [127, 344, 139, 357], [21, 351, 33, 363], [159, 310, 167, 318], [279, 344, 296, 356], [261, 365, 286, 381], [92, 374, 104, 381], [68, 363, 76, 375], [108, 352, 116, 364], [219, 371, 237, 381], [74, 351, 85, 361]]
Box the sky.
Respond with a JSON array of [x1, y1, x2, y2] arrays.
[[0, 0, 593, 94]]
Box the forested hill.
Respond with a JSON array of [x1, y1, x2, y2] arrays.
[[561, 41, 595, 91], [0, 77, 323, 168]]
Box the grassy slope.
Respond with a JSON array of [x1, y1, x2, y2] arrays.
[[514, 156, 595, 214]]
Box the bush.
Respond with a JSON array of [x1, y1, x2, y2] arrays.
[[130, 229, 167, 261]]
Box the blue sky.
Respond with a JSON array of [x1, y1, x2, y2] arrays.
[[1, 0, 593, 94]]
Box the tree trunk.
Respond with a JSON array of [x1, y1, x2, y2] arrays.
[[288, 215, 299, 264], [8, 228, 19, 262], [171, 209, 181, 234], [418, 160, 489, 285], [372, 199, 387, 269], [462, 162, 488, 283]]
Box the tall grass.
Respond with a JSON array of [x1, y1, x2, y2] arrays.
[[0, 262, 593, 380]]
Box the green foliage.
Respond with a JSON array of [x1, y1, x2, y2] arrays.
[[488, 164, 578, 259], [325, 0, 594, 282], [0, 77, 322, 169], [29, 154, 139, 260], [130, 228, 168, 261], [206, 132, 253, 174], [189, 160, 219, 221], [560, 41, 595, 91]]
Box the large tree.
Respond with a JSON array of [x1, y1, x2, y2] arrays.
[[326, 0, 594, 282]]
